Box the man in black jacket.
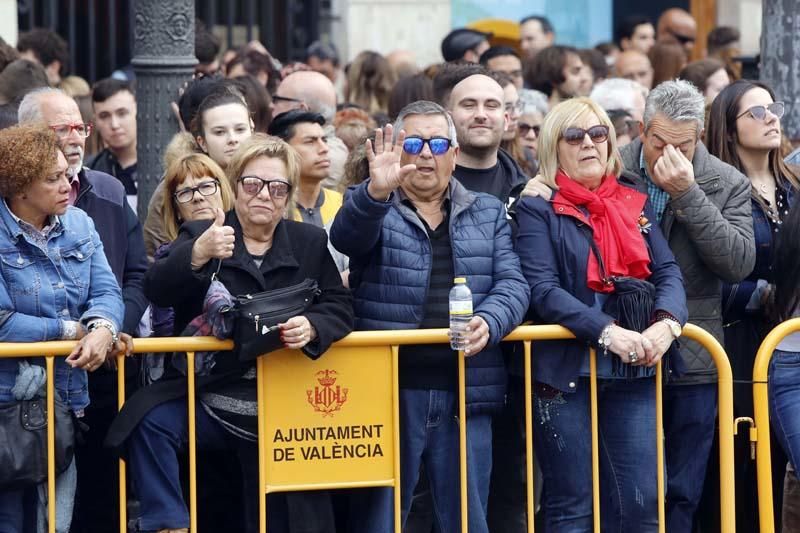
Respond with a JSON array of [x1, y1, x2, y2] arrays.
[[18, 87, 148, 533]]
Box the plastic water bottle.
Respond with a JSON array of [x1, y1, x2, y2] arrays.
[[449, 277, 473, 350]]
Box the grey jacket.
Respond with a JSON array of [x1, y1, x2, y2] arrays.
[[620, 139, 755, 384]]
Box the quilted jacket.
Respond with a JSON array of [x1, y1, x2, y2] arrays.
[[620, 139, 755, 384], [330, 179, 530, 414]]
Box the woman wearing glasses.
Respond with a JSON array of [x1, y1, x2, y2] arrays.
[[514, 97, 686, 531], [497, 72, 537, 177], [123, 134, 353, 533], [705, 80, 799, 521], [517, 88, 548, 165], [140, 153, 234, 384]]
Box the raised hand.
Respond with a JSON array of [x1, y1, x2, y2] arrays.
[[191, 208, 236, 269], [365, 124, 418, 201]]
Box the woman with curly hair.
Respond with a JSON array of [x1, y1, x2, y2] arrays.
[[345, 51, 398, 115], [0, 124, 123, 532]]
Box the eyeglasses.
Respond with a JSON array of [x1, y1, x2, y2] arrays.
[[173, 179, 220, 204], [238, 176, 291, 199], [518, 123, 541, 137], [50, 122, 93, 139], [562, 125, 610, 145], [505, 101, 524, 116], [272, 94, 304, 104], [402, 136, 452, 156], [736, 101, 785, 121]]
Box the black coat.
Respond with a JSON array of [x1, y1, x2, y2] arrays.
[[145, 210, 354, 365], [106, 212, 353, 452]]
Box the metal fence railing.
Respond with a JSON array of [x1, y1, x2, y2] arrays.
[[751, 318, 800, 533], [0, 323, 736, 532]]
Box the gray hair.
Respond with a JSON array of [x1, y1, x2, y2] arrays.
[[643, 79, 706, 133], [18, 87, 66, 124], [518, 89, 549, 117], [590, 78, 648, 113], [393, 100, 458, 148]]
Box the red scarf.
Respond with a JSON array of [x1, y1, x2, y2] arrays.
[[552, 171, 651, 293]]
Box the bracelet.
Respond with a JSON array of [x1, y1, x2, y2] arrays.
[[61, 320, 77, 340], [598, 323, 613, 356]]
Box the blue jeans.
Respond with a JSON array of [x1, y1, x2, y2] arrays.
[[355, 389, 493, 533], [0, 488, 23, 533], [770, 350, 800, 471], [128, 398, 261, 532], [663, 382, 717, 532], [533, 378, 659, 533], [400, 389, 492, 532]]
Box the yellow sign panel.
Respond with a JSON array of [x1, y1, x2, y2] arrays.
[[259, 345, 397, 492]]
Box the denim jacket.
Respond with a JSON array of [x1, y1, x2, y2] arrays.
[[0, 201, 123, 412]]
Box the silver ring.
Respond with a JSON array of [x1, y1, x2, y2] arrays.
[[628, 351, 638, 363]]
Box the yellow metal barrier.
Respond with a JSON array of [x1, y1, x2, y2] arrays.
[[752, 317, 800, 533], [0, 324, 735, 533]]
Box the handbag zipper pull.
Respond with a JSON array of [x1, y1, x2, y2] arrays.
[[254, 315, 260, 332]]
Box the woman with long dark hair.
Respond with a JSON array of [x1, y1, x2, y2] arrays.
[[705, 78, 800, 529], [706, 80, 799, 384]]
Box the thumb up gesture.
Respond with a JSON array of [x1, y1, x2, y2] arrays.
[[191, 208, 236, 269]]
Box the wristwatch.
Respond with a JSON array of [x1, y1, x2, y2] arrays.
[[87, 319, 119, 346], [660, 318, 682, 339]]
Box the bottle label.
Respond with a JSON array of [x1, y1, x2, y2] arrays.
[[449, 301, 473, 315]]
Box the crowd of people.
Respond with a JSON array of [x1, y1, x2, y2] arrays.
[[0, 6, 797, 533]]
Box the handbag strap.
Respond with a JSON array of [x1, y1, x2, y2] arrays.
[[577, 224, 610, 284], [211, 258, 223, 281]]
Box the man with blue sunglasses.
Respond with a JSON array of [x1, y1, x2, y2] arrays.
[[331, 100, 529, 533]]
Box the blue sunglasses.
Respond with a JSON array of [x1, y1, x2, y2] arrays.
[[402, 136, 452, 156]]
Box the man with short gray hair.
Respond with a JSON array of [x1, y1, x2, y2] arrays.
[[619, 79, 755, 531], [331, 100, 528, 532]]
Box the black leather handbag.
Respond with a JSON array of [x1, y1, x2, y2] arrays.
[[229, 278, 320, 361], [0, 398, 75, 489]]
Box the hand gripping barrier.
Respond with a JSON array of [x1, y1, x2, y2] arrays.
[[0, 323, 735, 532], [751, 317, 800, 533]]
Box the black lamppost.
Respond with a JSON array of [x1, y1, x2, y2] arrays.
[[761, 0, 800, 142], [133, 0, 197, 221]]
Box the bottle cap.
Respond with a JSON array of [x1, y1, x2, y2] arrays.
[[453, 277, 466, 284]]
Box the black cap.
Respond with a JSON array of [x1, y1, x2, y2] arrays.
[[441, 28, 492, 62]]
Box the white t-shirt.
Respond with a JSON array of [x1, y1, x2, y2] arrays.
[[776, 308, 800, 352]]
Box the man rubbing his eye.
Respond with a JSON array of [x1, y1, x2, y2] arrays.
[[619, 79, 754, 531]]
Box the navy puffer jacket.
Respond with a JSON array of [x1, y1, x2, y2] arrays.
[[330, 179, 530, 414]]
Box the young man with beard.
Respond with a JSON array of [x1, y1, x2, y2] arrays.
[[436, 64, 529, 212], [268, 110, 342, 228]]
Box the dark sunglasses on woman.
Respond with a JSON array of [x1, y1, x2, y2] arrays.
[[736, 101, 785, 121], [562, 125, 610, 145], [518, 123, 541, 137], [402, 136, 452, 156], [238, 176, 292, 199]]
